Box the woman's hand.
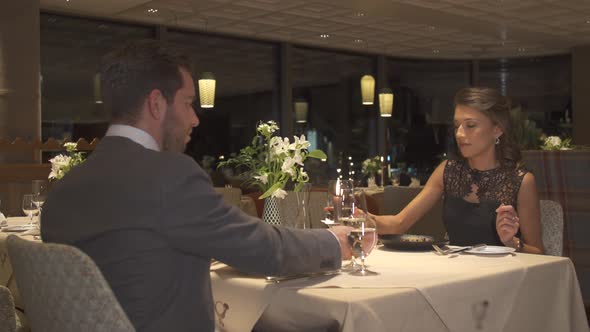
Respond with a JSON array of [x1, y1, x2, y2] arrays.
[[495, 204, 520, 246]]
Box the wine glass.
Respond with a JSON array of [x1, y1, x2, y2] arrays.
[[32, 180, 48, 209], [345, 189, 378, 276], [333, 180, 359, 272], [32, 180, 48, 226], [22, 194, 39, 227], [326, 179, 353, 224]]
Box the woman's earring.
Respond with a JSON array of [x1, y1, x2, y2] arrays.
[[495, 137, 500, 145]]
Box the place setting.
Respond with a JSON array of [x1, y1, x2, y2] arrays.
[[0, 185, 46, 238], [432, 243, 516, 257]]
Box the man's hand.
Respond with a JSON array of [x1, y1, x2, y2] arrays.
[[327, 226, 353, 260]]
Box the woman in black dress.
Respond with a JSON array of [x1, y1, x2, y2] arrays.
[[373, 87, 543, 254]]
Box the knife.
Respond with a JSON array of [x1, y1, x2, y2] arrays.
[[448, 243, 486, 254], [265, 269, 340, 283]]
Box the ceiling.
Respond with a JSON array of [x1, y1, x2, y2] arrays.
[[39, 0, 590, 59]]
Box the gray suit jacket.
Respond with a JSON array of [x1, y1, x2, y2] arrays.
[[41, 136, 341, 332]]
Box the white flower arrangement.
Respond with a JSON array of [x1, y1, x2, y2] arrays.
[[541, 135, 572, 151], [218, 121, 327, 199], [48, 142, 85, 180], [362, 156, 382, 177]]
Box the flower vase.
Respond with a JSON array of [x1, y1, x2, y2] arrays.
[[262, 197, 283, 226], [294, 184, 311, 229], [367, 176, 377, 188]]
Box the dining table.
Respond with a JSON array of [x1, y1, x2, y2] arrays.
[[210, 244, 589, 332]]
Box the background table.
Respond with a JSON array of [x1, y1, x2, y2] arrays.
[[1, 217, 39, 331]]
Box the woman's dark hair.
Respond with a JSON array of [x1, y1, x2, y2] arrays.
[[100, 40, 192, 123], [449, 87, 521, 166]]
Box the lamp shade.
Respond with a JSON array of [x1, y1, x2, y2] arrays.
[[360, 75, 375, 105], [294, 100, 308, 123], [379, 88, 394, 117], [93, 73, 102, 104], [198, 72, 216, 108]]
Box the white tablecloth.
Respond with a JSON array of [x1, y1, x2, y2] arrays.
[[211, 247, 589, 332]]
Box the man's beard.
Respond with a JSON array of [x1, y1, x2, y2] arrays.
[[161, 106, 186, 153]]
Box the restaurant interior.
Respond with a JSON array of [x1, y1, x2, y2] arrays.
[[1, 0, 590, 331]]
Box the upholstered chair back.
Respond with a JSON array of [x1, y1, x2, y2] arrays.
[[0, 285, 16, 332], [540, 200, 564, 256], [6, 236, 135, 332]]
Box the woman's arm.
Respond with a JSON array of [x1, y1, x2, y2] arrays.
[[372, 161, 445, 234], [496, 173, 544, 254]]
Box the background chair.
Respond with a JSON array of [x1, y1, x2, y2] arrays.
[[6, 235, 135, 332], [213, 187, 242, 207], [382, 185, 446, 238], [0, 285, 16, 332], [279, 187, 328, 229], [540, 200, 564, 256]]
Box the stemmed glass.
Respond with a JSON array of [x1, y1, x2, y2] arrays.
[[22, 194, 39, 227], [326, 179, 353, 224], [331, 180, 358, 272], [344, 189, 378, 276], [32, 180, 48, 220]]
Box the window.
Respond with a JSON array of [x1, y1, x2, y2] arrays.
[[292, 46, 375, 182], [167, 30, 278, 168], [40, 13, 154, 141]]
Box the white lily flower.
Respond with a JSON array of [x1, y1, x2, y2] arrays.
[[49, 154, 71, 167], [254, 173, 268, 184], [299, 170, 309, 182], [270, 136, 290, 157], [546, 136, 561, 148], [290, 135, 310, 150], [257, 121, 279, 136], [272, 188, 288, 199], [281, 157, 296, 176], [293, 151, 304, 166], [63, 142, 78, 150]]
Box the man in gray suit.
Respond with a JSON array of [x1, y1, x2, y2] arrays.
[[41, 40, 351, 332]]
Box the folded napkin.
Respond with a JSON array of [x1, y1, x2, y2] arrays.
[[22, 227, 40, 236], [0, 212, 6, 226]]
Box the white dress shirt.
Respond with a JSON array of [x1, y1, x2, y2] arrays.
[[105, 124, 160, 151]]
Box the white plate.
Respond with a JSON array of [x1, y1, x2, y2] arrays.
[[464, 245, 515, 255], [320, 219, 338, 226], [6, 217, 35, 224], [2, 225, 34, 232]]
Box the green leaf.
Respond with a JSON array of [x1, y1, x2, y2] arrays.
[[307, 149, 327, 160], [259, 182, 283, 199], [294, 182, 304, 192]]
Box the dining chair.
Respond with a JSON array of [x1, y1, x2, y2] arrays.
[[539, 200, 564, 256], [214, 187, 243, 207], [276, 189, 329, 229], [0, 285, 16, 332], [6, 235, 135, 332], [382, 185, 446, 238]]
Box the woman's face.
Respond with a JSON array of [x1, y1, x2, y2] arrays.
[[453, 105, 503, 160]]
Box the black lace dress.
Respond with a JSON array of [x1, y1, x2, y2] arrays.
[[442, 159, 527, 246]]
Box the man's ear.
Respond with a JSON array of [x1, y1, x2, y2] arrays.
[[147, 89, 166, 120]]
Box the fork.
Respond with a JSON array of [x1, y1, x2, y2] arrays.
[[433, 243, 486, 255]]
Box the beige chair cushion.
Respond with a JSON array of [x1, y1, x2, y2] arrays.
[[0, 285, 16, 332], [382, 186, 446, 238], [6, 236, 135, 332], [213, 187, 243, 207], [540, 200, 564, 256], [281, 190, 328, 229]]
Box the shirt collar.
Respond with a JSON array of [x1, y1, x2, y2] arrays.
[[105, 124, 160, 151]]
